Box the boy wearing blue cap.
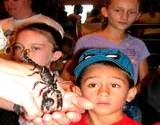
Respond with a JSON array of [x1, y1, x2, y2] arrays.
[[70, 48, 141, 125]]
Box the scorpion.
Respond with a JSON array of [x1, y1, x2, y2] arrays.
[[23, 50, 63, 111]]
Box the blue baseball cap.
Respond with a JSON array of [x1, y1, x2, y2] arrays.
[[74, 48, 135, 84]]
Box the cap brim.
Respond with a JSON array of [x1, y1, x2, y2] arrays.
[[74, 55, 131, 78]]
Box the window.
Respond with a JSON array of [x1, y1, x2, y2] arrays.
[[65, 5, 93, 23]]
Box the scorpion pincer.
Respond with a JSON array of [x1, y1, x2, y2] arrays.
[[23, 49, 63, 111]]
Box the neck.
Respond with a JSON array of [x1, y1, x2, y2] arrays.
[[87, 111, 124, 125], [13, 9, 36, 20], [101, 25, 127, 43]]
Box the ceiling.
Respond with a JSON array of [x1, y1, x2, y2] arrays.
[[60, 0, 105, 5]]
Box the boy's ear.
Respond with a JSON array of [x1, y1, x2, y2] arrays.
[[101, 7, 108, 18], [126, 87, 137, 102], [52, 50, 63, 61]]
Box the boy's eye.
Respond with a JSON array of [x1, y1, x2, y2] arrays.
[[87, 83, 97, 88], [111, 83, 120, 88]]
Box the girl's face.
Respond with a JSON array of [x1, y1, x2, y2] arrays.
[[4, 0, 32, 17], [13, 29, 61, 67], [80, 63, 136, 117], [102, 0, 140, 31]]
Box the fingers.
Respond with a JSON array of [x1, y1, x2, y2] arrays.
[[32, 117, 44, 125], [51, 111, 81, 124], [66, 112, 81, 122], [61, 92, 93, 115], [29, 113, 70, 125], [52, 112, 70, 125]]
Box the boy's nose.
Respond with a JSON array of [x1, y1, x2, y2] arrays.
[[98, 86, 110, 97], [99, 92, 108, 97]]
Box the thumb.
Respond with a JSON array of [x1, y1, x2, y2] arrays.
[[69, 93, 93, 110], [72, 96, 93, 110]]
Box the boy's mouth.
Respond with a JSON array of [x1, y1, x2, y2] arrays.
[[96, 101, 111, 106]]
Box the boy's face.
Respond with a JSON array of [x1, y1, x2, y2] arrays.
[[13, 29, 62, 67], [4, 0, 31, 17], [80, 63, 136, 117], [102, 0, 140, 30]]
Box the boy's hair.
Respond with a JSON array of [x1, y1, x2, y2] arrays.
[[11, 23, 63, 50], [74, 48, 135, 87]]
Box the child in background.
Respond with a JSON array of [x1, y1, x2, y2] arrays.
[[74, 0, 150, 90], [74, 0, 150, 121], [0, 0, 64, 58], [71, 48, 141, 125]]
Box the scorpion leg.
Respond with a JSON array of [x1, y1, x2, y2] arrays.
[[32, 81, 44, 89], [28, 70, 40, 76], [56, 90, 63, 110]]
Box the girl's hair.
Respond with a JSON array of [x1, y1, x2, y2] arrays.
[[10, 23, 63, 51], [104, 0, 142, 11], [76, 61, 134, 89]]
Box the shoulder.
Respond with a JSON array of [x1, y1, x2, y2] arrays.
[[127, 35, 146, 46], [154, 122, 160, 125], [77, 33, 99, 42], [0, 17, 12, 25], [0, 17, 13, 31], [75, 33, 98, 51], [128, 35, 142, 42], [126, 35, 150, 56], [0, 17, 11, 23], [115, 115, 141, 125]]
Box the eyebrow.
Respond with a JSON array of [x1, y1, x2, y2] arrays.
[[31, 43, 46, 46], [82, 76, 99, 83]]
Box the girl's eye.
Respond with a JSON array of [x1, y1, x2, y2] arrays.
[[32, 47, 40, 51], [111, 83, 120, 88], [13, 45, 23, 51], [129, 11, 137, 15], [114, 9, 121, 12]]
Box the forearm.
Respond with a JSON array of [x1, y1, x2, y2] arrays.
[[0, 97, 14, 111], [0, 58, 35, 77]]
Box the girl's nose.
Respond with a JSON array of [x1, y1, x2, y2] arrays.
[[121, 12, 129, 21]]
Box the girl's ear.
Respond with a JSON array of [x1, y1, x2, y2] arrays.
[[135, 12, 141, 21], [101, 7, 108, 18], [126, 87, 137, 102], [52, 50, 63, 61]]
